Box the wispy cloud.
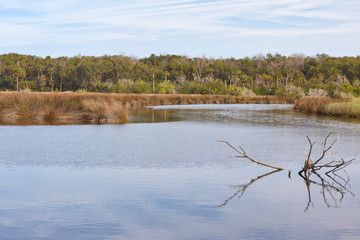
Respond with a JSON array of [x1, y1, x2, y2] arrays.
[[1, 0, 360, 56]]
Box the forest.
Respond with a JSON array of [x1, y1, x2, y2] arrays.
[[1, 53, 360, 98]]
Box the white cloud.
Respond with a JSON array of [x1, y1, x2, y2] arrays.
[[1, 0, 360, 56]]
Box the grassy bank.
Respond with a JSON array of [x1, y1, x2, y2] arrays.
[[0, 92, 294, 125], [293, 97, 360, 118], [322, 98, 360, 118]]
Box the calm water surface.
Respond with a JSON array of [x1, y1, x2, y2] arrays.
[[0, 104, 360, 240]]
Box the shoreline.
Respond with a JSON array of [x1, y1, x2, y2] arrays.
[[1, 92, 358, 125], [0, 92, 295, 125]]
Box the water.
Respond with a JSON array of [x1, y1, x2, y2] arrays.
[[0, 104, 359, 240]]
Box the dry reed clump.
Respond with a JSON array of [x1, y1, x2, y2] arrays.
[[81, 98, 109, 123], [41, 103, 60, 123], [3, 93, 43, 123], [110, 102, 129, 123]]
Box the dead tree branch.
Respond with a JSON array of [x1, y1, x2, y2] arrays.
[[299, 132, 354, 176], [217, 140, 284, 170], [298, 133, 355, 211]]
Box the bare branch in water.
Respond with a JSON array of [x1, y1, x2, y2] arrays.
[[217, 133, 355, 211], [298, 133, 356, 211], [217, 140, 284, 170]]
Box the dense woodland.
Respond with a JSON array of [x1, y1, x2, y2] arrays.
[[1, 53, 360, 97]]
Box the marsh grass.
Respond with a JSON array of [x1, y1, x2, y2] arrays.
[[293, 97, 359, 118], [293, 97, 342, 113], [323, 98, 360, 117], [0, 92, 294, 125]]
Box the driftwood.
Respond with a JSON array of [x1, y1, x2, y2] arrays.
[[299, 132, 354, 176], [217, 140, 284, 170], [218, 133, 355, 210], [298, 132, 355, 211]]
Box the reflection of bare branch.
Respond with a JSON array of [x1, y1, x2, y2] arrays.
[[217, 140, 284, 170], [216, 169, 282, 207]]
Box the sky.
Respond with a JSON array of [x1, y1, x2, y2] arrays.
[[1, 0, 360, 58]]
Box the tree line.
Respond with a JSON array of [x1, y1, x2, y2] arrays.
[[1, 53, 360, 97]]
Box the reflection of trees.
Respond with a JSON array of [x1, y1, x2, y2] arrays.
[[216, 169, 282, 207]]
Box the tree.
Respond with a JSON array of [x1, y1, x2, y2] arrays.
[[58, 69, 66, 92], [13, 66, 26, 91], [48, 67, 55, 92]]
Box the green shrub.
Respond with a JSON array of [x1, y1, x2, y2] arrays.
[[205, 80, 225, 94], [228, 85, 255, 96], [75, 89, 87, 93], [179, 81, 207, 94], [19, 80, 38, 90], [132, 80, 152, 94], [253, 85, 271, 95], [158, 80, 175, 94], [337, 84, 358, 95]]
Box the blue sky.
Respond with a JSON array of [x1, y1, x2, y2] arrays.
[[1, 0, 360, 58]]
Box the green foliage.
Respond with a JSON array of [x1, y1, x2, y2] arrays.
[[179, 81, 207, 94], [228, 85, 243, 96], [132, 80, 152, 94], [205, 80, 225, 94], [19, 81, 38, 90], [75, 89, 88, 93], [158, 80, 175, 94], [228, 85, 255, 96], [337, 84, 358, 95], [109, 80, 152, 94], [1, 53, 360, 96], [253, 85, 271, 95]]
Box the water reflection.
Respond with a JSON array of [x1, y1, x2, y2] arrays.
[[216, 169, 282, 207], [135, 104, 360, 132], [1, 104, 360, 239], [128, 107, 186, 123], [299, 167, 355, 211], [217, 167, 356, 211]]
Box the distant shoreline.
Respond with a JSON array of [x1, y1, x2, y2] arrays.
[[0, 92, 295, 125]]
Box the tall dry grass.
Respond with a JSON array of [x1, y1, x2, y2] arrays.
[[0, 92, 294, 125], [293, 97, 350, 116]]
